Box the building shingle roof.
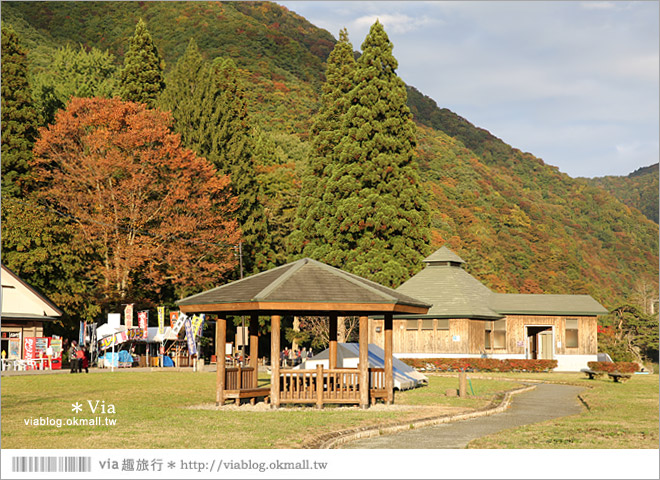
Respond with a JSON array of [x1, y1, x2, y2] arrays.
[[177, 258, 431, 316], [394, 247, 609, 319]]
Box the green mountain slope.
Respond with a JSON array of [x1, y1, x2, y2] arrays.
[[588, 164, 659, 224], [3, 0, 658, 309]]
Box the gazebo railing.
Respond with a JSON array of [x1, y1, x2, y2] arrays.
[[225, 366, 257, 391], [278, 366, 386, 405]]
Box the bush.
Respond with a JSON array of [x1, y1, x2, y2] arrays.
[[587, 361, 640, 373], [401, 358, 558, 373]]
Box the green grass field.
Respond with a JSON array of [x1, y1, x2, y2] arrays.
[[468, 372, 659, 449], [2, 371, 657, 449], [0, 371, 519, 449]]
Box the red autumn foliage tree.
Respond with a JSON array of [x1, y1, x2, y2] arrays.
[[31, 97, 241, 302]]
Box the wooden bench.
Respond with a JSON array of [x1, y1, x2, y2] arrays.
[[608, 372, 631, 383], [583, 369, 604, 380], [224, 387, 271, 405]]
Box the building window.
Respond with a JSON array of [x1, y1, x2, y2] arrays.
[[485, 320, 506, 349], [565, 318, 579, 348], [421, 319, 434, 330], [493, 319, 506, 349], [437, 319, 449, 331], [406, 320, 418, 331]]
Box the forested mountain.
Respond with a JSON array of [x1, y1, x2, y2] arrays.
[[2, 1, 658, 317], [588, 164, 659, 224]]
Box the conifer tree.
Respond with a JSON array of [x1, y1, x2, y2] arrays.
[[160, 45, 269, 275], [324, 21, 431, 287], [1, 25, 39, 197], [158, 38, 208, 149], [118, 18, 165, 106], [289, 28, 357, 259]]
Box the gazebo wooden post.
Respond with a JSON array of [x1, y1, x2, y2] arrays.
[[270, 314, 281, 408], [384, 313, 394, 405], [249, 314, 259, 388], [359, 315, 369, 409], [215, 318, 227, 407], [329, 314, 338, 370]]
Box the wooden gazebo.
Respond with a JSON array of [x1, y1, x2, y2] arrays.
[[177, 258, 430, 408]]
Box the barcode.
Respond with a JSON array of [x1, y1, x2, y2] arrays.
[[12, 456, 91, 472]]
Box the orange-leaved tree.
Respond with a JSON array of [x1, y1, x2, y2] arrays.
[[31, 97, 241, 303]]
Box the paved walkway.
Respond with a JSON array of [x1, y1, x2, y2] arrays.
[[342, 383, 585, 449]]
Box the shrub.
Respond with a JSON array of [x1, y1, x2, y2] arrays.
[[587, 361, 640, 373], [401, 358, 558, 373]]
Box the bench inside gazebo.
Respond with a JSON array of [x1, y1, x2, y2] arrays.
[[177, 258, 430, 409]]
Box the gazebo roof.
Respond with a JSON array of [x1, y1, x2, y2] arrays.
[[177, 258, 431, 316]]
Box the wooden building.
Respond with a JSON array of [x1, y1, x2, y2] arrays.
[[177, 257, 430, 408], [368, 247, 608, 371], [1, 264, 62, 360]]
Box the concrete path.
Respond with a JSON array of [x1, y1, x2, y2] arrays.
[[342, 383, 585, 449]]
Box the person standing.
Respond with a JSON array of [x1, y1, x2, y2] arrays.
[[69, 341, 79, 373], [82, 346, 90, 373], [75, 346, 85, 373]]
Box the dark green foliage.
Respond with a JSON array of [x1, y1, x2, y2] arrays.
[[118, 18, 164, 106], [290, 28, 357, 258], [317, 22, 431, 287], [1, 198, 102, 336], [160, 42, 269, 275], [32, 44, 118, 126], [1, 25, 39, 197]]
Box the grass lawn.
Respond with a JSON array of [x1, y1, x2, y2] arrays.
[[468, 372, 660, 449], [1, 371, 521, 449]]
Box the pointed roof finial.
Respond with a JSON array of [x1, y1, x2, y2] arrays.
[[423, 246, 466, 266]]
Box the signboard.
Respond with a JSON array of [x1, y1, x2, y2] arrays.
[[124, 304, 134, 328], [108, 313, 121, 329], [452, 335, 461, 342], [8, 337, 20, 359], [157, 306, 165, 336], [138, 311, 149, 340], [49, 337, 63, 370], [235, 326, 249, 347], [98, 328, 143, 350]]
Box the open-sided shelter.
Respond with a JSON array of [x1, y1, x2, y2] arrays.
[[177, 258, 430, 408]]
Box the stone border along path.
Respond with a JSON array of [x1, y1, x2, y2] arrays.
[[332, 382, 586, 449]]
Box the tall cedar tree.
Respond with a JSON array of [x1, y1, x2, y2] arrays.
[[160, 42, 268, 275], [118, 19, 165, 107], [325, 21, 431, 287], [289, 28, 357, 258], [31, 97, 241, 303], [1, 26, 39, 197]]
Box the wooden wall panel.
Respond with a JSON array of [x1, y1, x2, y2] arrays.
[[371, 314, 599, 356]]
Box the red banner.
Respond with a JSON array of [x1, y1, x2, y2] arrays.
[[169, 311, 178, 329], [138, 311, 148, 340], [23, 337, 36, 370], [124, 303, 134, 328]]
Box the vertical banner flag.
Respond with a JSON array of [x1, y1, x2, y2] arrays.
[[78, 321, 84, 346], [171, 312, 187, 336], [138, 311, 149, 340], [124, 303, 134, 328], [157, 306, 165, 336], [169, 311, 178, 329], [190, 315, 201, 339], [184, 317, 197, 356]]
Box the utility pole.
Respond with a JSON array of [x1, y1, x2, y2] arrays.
[[236, 242, 246, 363]]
